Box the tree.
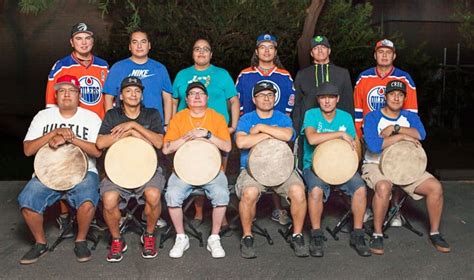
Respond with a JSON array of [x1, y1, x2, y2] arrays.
[[297, 0, 326, 69]]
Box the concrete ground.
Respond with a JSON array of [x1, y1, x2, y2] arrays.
[[0, 181, 472, 280]]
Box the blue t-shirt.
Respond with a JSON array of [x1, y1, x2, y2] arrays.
[[363, 109, 426, 164], [236, 110, 295, 169], [172, 64, 237, 124], [236, 67, 295, 115], [103, 58, 173, 121], [301, 108, 356, 170]]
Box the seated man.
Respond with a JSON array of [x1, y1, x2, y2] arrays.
[[362, 80, 450, 254], [235, 81, 308, 258], [302, 82, 370, 257], [163, 82, 231, 259], [18, 75, 102, 264], [96, 77, 166, 262]]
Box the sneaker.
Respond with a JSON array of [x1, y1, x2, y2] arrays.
[[141, 212, 168, 229], [240, 236, 257, 259], [141, 233, 158, 259], [57, 215, 74, 238], [430, 233, 451, 253], [74, 241, 92, 262], [369, 235, 384, 255], [309, 229, 325, 257], [390, 213, 402, 227], [349, 229, 371, 257], [363, 208, 373, 223], [207, 235, 225, 258], [169, 234, 189, 258], [19, 243, 48, 265], [271, 209, 291, 225], [107, 237, 127, 263], [290, 234, 309, 257]]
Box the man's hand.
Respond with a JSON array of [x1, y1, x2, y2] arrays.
[[111, 121, 136, 139], [54, 128, 75, 142], [401, 134, 421, 147], [129, 129, 152, 145], [48, 134, 67, 149], [249, 124, 263, 135], [182, 128, 208, 141], [228, 126, 236, 134], [380, 125, 395, 138], [339, 132, 356, 150]]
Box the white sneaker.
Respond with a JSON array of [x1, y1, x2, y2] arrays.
[[169, 234, 189, 258], [156, 218, 167, 228], [207, 234, 225, 258], [390, 213, 402, 227], [363, 208, 373, 223]]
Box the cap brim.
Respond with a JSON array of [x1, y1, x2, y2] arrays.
[[71, 31, 94, 38], [54, 82, 79, 91]]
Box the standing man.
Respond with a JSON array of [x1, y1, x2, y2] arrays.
[[19, 75, 102, 264], [362, 80, 450, 255], [235, 81, 308, 258], [292, 35, 354, 134], [46, 23, 109, 119], [97, 77, 166, 262], [235, 33, 295, 225], [301, 83, 370, 257], [163, 82, 231, 259], [104, 30, 173, 127]]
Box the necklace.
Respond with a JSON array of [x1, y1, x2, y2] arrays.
[[189, 111, 207, 129]]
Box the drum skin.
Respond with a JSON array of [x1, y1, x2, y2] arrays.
[[380, 140, 427, 185], [105, 137, 158, 189], [312, 139, 358, 185], [34, 144, 88, 191], [247, 138, 294, 187], [174, 139, 221, 186]]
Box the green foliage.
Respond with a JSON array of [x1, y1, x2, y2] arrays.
[[18, 0, 55, 14], [453, 1, 474, 49]]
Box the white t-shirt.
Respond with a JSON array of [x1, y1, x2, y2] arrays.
[[24, 107, 102, 173]]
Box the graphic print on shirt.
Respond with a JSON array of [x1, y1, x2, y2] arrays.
[[79, 76, 102, 106]]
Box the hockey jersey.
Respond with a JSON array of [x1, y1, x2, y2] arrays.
[[45, 53, 109, 119], [353, 67, 418, 138], [236, 66, 295, 115]]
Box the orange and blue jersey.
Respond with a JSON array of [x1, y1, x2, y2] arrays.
[[45, 53, 109, 119], [353, 67, 418, 138], [236, 66, 295, 115]]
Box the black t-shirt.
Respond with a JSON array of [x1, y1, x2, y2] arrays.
[[99, 107, 164, 136]]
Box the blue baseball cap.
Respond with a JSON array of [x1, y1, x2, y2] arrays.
[[256, 33, 277, 47]]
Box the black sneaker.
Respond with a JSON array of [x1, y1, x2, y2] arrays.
[[74, 241, 92, 262], [290, 234, 309, 257], [240, 236, 257, 259], [20, 243, 48, 265], [430, 233, 451, 253], [369, 235, 384, 255], [349, 229, 371, 257], [57, 215, 74, 238], [107, 237, 128, 263], [309, 229, 325, 257]]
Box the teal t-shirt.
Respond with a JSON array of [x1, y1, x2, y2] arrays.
[[172, 64, 237, 124], [301, 108, 356, 170]]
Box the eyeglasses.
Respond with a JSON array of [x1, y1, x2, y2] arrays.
[[188, 91, 207, 97], [193, 47, 211, 53], [258, 45, 276, 51], [255, 93, 276, 99], [57, 88, 79, 94]]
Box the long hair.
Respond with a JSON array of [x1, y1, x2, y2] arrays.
[[250, 52, 285, 69]]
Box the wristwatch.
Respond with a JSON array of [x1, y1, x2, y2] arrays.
[[393, 124, 401, 135], [206, 130, 212, 139]]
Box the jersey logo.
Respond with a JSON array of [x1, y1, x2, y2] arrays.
[[129, 69, 155, 79], [367, 85, 386, 111], [79, 76, 102, 105], [255, 79, 281, 106]]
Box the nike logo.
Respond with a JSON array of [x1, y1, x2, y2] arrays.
[[130, 69, 155, 79]]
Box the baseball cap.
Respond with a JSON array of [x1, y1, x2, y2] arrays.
[[315, 82, 339, 96], [186, 82, 208, 95], [375, 39, 395, 51], [385, 80, 406, 95], [256, 33, 277, 47], [54, 75, 80, 90], [120, 76, 144, 91], [71, 23, 94, 38], [252, 81, 277, 97], [311, 35, 331, 49]]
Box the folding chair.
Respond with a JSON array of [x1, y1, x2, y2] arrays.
[[382, 191, 423, 237], [326, 188, 353, 240]]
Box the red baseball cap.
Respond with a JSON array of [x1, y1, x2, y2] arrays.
[[375, 39, 395, 51], [54, 75, 80, 90]]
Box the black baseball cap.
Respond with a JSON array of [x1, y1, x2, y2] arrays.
[[186, 82, 208, 95], [252, 81, 277, 97], [71, 23, 94, 38], [311, 35, 331, 49], [315, 82, 339, 96], [385, 80, 407, 95], [120, 76, 144, 91]]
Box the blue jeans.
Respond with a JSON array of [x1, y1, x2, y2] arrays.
[[303, 168, 365, 202], [18, 172, 100, 214], [165, 171, 229, 207]]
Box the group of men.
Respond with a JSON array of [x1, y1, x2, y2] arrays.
[[18, 22, 450, 265]]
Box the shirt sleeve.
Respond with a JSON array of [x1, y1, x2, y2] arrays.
[[163, 115, 181, 142], [285, 76, 296, 114], [235, 73, 244, 112], [353, 77, 364, 139], [300, 109, 316, 135], [161, 66, 173, 94], [406, 112, 426, 140], [280, 114, 296, 141], [98, 111, 115, 135], [403, 73, 418, 113], [24, 111, 45, 141], [213, 113, 231, 141], [45, 61, 61, 108], [102, 64, 120, 96], [149, 109, 164, 134], [86, 114, 102, 143], [363, 112, 384, 154], [345, 113, 356, 139], [222, 70, 238, 99]]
